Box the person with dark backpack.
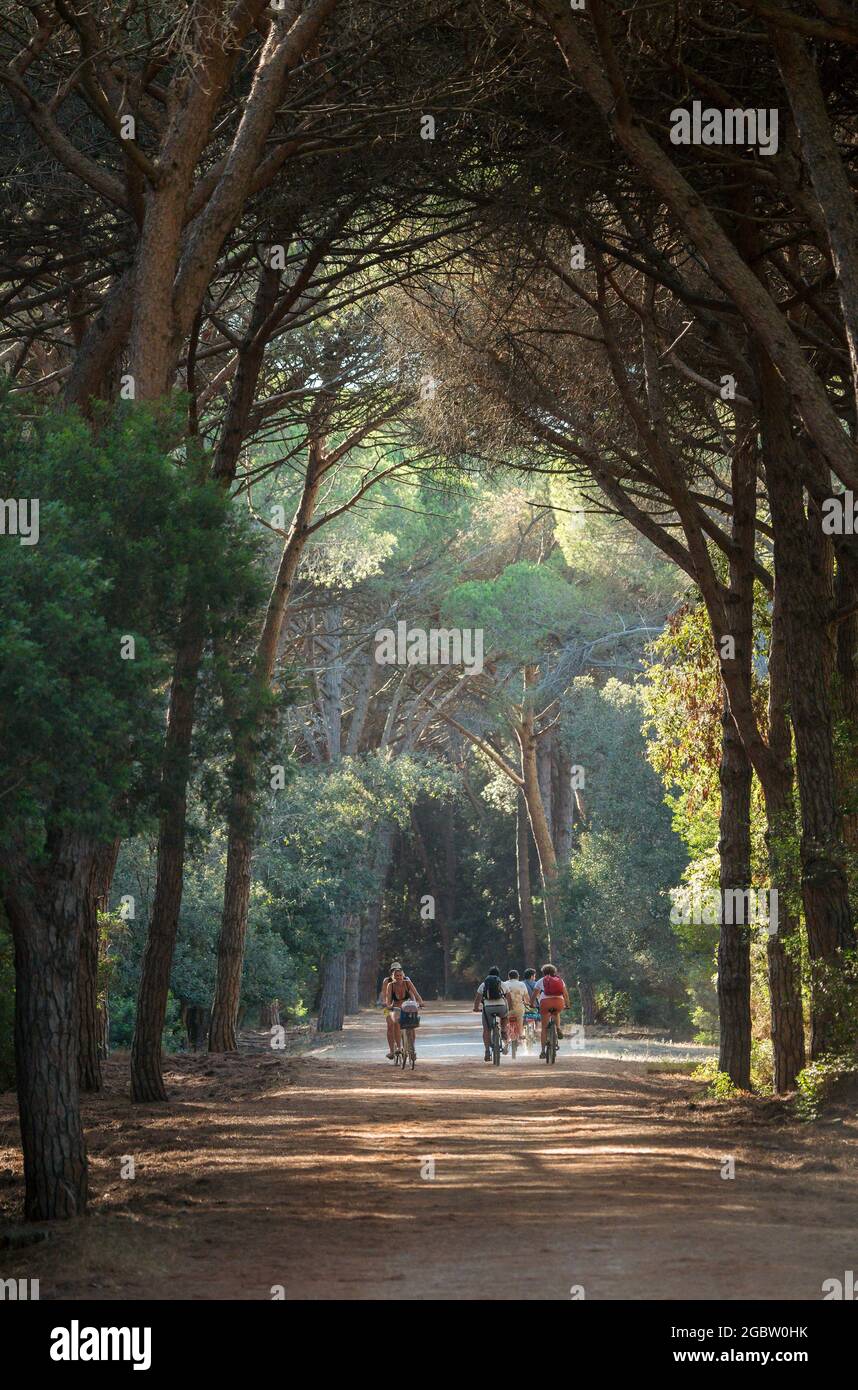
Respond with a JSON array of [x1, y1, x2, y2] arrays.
[[472, 966, 510, 1061]]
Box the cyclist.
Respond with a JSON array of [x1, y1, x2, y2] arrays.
[[504, 968, 529, 1048], [523, 968, 538, 1004], [380, 962, 399, 1057], [384, 964, 423, 1057], [473, 966, 510, 1062], [533, 963, 571, 1059]]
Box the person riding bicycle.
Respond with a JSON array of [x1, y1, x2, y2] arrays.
[[380, 962, 401, 1057], [383, 964, 423, 1058], [504, 968, 529, 1047], [473, 966, 510, 1062], [533, 963, 571, 1059], [523, 968, 538, 1004]]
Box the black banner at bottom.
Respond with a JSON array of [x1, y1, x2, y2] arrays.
[[2, 1297, 851, 1377]]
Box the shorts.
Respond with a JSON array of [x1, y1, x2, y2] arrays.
[[482, 1000, 508, 1031], [539, 996, 564, 1019]]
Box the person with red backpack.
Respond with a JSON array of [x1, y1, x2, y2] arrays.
[[533, 964, 571, 1059]]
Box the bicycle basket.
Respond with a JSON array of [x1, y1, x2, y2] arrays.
[[399, 1009, 420, 1028]]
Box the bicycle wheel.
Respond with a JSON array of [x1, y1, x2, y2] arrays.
[[510, 1036, 518, 1059], [491, 1017, 501, 1066], [406, 1030, 416, 1069], [546, 1019, 557, 1065]]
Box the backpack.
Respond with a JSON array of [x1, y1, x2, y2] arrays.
[[541, 974, 564, 997], [483, 974, 505, 1001]]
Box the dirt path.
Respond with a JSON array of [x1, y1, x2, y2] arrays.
[[1, 1006, 856, 1300]]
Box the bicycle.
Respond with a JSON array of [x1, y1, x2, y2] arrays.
[[544, 1012, 560, 1065], [508, 1014, 524, 1059], [398, 1008, 419, 1069], [489, 1010, 503, 1066], [524, 1012, 539, 1051]]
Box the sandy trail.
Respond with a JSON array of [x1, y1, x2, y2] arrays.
[[1, 1004, 856, 1301]]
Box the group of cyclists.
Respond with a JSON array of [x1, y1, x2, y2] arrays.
[[381, 961, 571, 1061]]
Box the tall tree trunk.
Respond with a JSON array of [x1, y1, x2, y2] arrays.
[[517, 689, 559, 884], [358, 824, 394, 1005], [440, 811, 457, 998], [78, 838, 120, 1093], [834, 555, 858, 850], [317, 951, 347, 1032], [716, 403, 757, 1091], [536, 733, 554, 850], [762, 365, 856, 1056], [762, 584, 806, 1092], [411, 805, 450, 997], [208, 760, 254, 1053], [579, 978, 597, 1027], [131, 609, 205, 1101], [516, 790, 537, 966], [181, 1004, 211, 1050], [259, 1001, 280, 1029], [717, 697, 753, 1090], [552, 743, 574, 868], [517, 693, 559, 957], [5, 831, 92, 1220], [345, 917, 361, 1015]]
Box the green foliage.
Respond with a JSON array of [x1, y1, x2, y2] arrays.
[[555, 679, 690, 1029], [0, 393, 261, 854], [641, 596, 788, 1052], [443, 560, 591, 664], [261, 753, 453, 991], [691, 1058, 739, 1099], [795, 1053, 858, 1121], [549, 476, 682, 621]]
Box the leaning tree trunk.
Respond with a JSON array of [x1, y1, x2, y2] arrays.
[[131, 609, 206, 1101], [78, 838, 120, 1093], [717, 696, 753, 1091], [317, 951, 347, 1032], [5, 831, 92, 1220]]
